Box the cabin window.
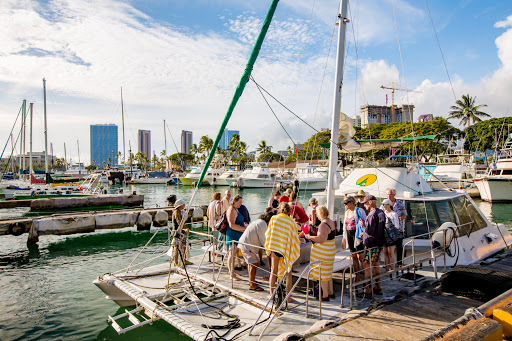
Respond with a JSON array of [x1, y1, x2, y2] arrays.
[[405, 202, 438, 238], [432, 200, 457, 227], [451, 196, 480, 236], [502, 169, 512, 175], [257, 174, 268, 179]]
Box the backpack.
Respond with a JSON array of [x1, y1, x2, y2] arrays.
[[384, 214, 403, 246], [214, 212, 228, 235]]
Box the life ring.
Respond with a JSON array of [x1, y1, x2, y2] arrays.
[[9, 222, 26, 236]]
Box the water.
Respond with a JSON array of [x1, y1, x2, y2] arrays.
[[0, 185, 510, 341]]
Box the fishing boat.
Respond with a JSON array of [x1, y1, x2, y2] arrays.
[[93, 2, 512, 340], [474, 129, 512, 202], [234, 162, 287, 188], [427, 153, 475, 189], [211, 169, 242, 186]]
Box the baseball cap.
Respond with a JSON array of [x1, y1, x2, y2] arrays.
[[361, 195, 376, 204]]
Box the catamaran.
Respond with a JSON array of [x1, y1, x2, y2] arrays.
[[93, 2, 512, 340]]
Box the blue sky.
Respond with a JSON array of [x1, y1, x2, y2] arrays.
[[0, 0, 511, 164]]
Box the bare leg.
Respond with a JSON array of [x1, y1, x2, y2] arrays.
[[362, 261, 372, 293], [388, 245, 396, 271], [248, 262, 259, 289], [259, 249, 264, 265], [269, 252, 280, 297], [320, 280, 329, 299], [383, 247, 391, 272], [286, 271, 293, 303], [352, 254, 361, 281], [328, 279, 334, 296], [227, 245, 240, 279]]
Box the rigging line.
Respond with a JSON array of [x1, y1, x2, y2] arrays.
[[0, 104, 23, 161], [165, 122, 180, 154], [251, 76, 296, 147], [349, 0, 367, 105], [424, 0, 457, 101]]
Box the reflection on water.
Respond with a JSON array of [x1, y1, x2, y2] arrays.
[[0, 184, 510, 341]]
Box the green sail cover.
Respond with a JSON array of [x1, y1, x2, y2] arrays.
[[195, 0, 280, 187]]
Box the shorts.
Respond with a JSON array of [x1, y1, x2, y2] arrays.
[[241, 249, 259, 264], [346, 229, 364, 253], [273, 251, 284, 258], [363, 247, 382, 264]]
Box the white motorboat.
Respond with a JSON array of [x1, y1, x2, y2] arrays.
[[128, 171, 171, 184], [474, 131, 512, 202], [427, 154, 475, 189], [313, 166, 512, 266], [292, 163, 328, 190], [211, 169, 242, 186], [235, 162, 287, 188]]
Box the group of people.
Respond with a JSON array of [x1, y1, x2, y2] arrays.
[[341, 188, 406, 298], [201, 186, 407, 302]]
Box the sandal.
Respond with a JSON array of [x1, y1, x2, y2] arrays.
[[249, 286, 264, 291]]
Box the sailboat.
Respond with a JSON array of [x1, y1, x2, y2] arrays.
[[93, 1, 512, 340]]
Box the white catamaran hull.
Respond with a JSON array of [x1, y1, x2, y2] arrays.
[[474, 177, 512, 202]]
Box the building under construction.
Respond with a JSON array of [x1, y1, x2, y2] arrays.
[[360, 104, 414, 127]]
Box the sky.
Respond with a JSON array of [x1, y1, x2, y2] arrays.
[[1, 0, 512, 164]]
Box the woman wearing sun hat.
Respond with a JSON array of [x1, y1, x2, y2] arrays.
[[354, 189, 367, 213]]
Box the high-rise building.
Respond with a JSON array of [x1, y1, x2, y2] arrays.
[[351, 115, 362, 127], [219, 129, 240, 149], [138, 130, 151, 158], [181, 130, 193, 153], [360, 104, 414, 127], [90, 124, 118, 167]]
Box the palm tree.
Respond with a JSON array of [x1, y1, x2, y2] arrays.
[[256, 140, 271, 154], [449, 94, 490, 128], [198, 135, 213, 162]]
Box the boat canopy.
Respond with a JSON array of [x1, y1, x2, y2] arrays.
[[319, 134, 437, 153], [334, 167, 434, 198]]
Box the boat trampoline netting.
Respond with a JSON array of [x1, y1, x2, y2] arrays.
[[439, 265, 512, 302]]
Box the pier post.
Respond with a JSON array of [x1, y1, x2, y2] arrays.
[[27, 223, 39, 245]]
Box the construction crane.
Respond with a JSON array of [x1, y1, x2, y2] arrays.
[[380, 82, 422, 123]]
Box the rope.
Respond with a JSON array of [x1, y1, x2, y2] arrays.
[[424, 0, 457, 101]]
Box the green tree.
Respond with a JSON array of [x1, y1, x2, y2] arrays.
[[256, 140, 271, 154], [257, 152, 283, 162], [169, 153, 194, 168], [188, 143, 199, 164], [464, 117, 512, 152], [198, 135, 214, 162], [449, 94, 490, 128]]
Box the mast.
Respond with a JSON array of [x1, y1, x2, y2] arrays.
[[163, 119, 167, 171], [51, 143, 54, 170], [19, 100, 26, 178], [121, 87, 126, 164], [326, 0, 349, 217], [64, 143, 67, 170], [22, 99, 26, 180], [10, 133, 14, 173], [29, 103, 33, 177], [43, 78, 49, 175], [77, 140, 81, 174]]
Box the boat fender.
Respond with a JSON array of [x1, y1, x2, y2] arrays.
[[9, 222, 26, 236], [103, 189, 107, 194], [118, 188, 123, 194], [431, 222, 456, 251], [192, 207, 203, 221], [136, 211, 152, 230], [153, 210, 169, 227]]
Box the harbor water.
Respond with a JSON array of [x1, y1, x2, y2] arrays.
[[0, 184, 511, 341]]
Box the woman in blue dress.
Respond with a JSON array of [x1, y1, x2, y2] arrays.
[[226, 194, 247, 280]]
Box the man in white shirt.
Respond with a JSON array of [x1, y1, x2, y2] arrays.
[[220, 190, 231, 214]]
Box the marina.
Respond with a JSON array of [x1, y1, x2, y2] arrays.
[[1, 0, 512, 340]]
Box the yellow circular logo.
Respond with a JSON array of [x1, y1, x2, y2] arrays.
[[356, 174, 377, 187]]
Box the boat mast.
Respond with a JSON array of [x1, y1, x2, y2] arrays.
[[121, 87, 126, 164], [43, 78, 49, 175], [10, 133, 14, 173], [77, 140, 81, 174], [22, 99, 26, 180], [163, 119, 167, 171], [19, 100, 26, 178], [29, 103, 33, 177], [326, 0, 349, 217], [64, 143, 67, 170]]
